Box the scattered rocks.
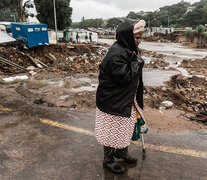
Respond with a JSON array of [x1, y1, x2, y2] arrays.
[[161, 101, 174, 108]]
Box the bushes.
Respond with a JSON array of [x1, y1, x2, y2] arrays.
[[185, 25, 207, 46], [196, 25, 205, 36], [185, 29, 191, 38]]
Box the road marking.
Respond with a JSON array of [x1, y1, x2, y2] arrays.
[[40, 118, 207, 159], [40, 118, 94, 136], [0, 105, 12, 112], [132, 141, 207, 159]]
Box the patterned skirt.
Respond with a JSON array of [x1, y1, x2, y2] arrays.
[[95, 98, 145, 149]]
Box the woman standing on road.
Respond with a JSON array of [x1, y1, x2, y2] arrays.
[[95, 19, 146, 174]]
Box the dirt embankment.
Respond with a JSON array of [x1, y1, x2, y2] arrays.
[[143, 32, 179, 43]]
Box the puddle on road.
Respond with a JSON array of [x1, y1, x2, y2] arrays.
[[70, 84, 98, 92], [23, 79, 47, 89], [66, 76, 98, 92], [22, 79, 65, 89], [68, 69, 181, 88], [23, 72, 178, 91], [46, 80, 64, 87]]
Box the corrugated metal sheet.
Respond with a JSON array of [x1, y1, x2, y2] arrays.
[[0, 31, 16, 44]]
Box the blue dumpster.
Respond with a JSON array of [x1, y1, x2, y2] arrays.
[[11, 23, 49, 47]]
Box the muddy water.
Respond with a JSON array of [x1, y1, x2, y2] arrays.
[[143, 68, 179, 86], [99, 39, 206, 61], [140, 42, 207, 59], [99, 39, 207, 83], [66, 69, 179, 88]]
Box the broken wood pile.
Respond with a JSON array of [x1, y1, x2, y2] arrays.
[[0, 43, 107, 75]]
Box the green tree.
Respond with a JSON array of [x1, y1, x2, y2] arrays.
[[106, 18, 121, 29], [127, 11, 139, 19], [184, 0, 207, 27], [185, 24, 207, 46], [156, 1, 190, 27], [0, 9, 18, 22], [76, 18, 103, 29], [0, 0, 33, 22], [34, 0, 72, 30]]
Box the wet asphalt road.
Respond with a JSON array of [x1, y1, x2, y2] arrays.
[[0, 93, 207, 180]]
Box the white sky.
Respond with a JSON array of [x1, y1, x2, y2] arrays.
[[70, 0, 200, 22]]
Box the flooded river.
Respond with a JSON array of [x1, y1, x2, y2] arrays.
[[98, 39, 206, 58], [98, 39, 207, 86]]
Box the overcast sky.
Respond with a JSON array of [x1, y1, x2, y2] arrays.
[[70, 0, 200, 22]]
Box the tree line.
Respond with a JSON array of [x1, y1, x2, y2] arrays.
[[73, 0, 207, 29], [185, 24, 207, 47], [0, 0, 207, 30]]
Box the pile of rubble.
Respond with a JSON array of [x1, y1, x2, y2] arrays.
[[179, 57, 207, 76], [144, 74, 207, 124], [0, 41, 206, 124], [142, 50, 169, 68], [0, 43, 108, 75], [143, 32, 179, 42]]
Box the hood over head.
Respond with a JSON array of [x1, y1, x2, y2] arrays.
[[116, 19, 137, 53]]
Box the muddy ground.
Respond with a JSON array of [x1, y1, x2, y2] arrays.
[[0, 41, 206, 132]]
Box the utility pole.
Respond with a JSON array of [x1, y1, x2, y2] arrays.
[[168, 15, 170, 28], [148, 16, 150, 29], [53, 0, 58, 44]]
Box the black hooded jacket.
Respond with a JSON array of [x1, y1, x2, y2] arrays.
[[96, 20, 144, 117]]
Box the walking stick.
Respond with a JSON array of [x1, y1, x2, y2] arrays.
[[141, 133, 146, 154]]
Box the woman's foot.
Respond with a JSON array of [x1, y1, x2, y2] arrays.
[[103, 160, 124, 174], [103, 146, 125, 174], [114, 147, 137, 164]]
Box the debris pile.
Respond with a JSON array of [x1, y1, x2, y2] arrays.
[[0, 43, 107, 75], [0, 41, 206, 125], [145, 74, 207, 116], [179, 57, 207, 76], [142, 50, 169, 68], [144, 32, 179, 42], [144, 58, 169, 69]]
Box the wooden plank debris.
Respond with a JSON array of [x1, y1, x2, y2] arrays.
[[0, 56, 28, 71]]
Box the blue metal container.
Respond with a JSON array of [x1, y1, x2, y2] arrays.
[[11, 23, 49, 47]]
